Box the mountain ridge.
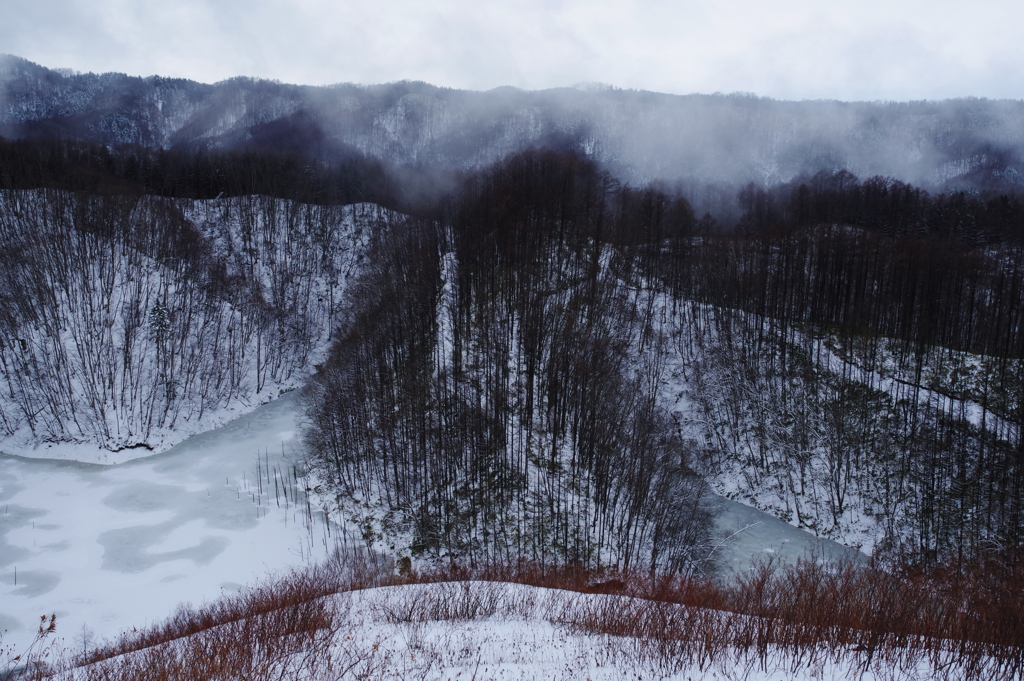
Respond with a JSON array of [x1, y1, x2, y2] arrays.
[[5, 54, 1024, 208]]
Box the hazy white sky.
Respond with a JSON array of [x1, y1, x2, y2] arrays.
[[4, 0, 1023, 101]]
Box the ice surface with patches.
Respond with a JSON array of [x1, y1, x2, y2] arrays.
[[711, 494, 866, 575], [0, 392, 346, 654]]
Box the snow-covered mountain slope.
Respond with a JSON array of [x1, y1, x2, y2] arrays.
[[659, 298, 1023, 560], [0, 191, 395, 460], [4, 54, 1024, 193]]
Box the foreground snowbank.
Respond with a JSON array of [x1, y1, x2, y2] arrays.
[[63, 579, 1011, 681]]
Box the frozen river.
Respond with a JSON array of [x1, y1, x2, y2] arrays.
[[0, 392, 864, 654], [0, 392, 341, 653]]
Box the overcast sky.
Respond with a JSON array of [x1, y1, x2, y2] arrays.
[[4, 0, 1023, 101]]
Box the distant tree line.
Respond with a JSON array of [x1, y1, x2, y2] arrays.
[[736, 170, 1024, 245], [0, 136, 453, 213]]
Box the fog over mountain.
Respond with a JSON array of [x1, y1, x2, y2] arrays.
[[4, 54, 1024, 216]]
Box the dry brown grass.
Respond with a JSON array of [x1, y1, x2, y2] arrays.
[[542, 556, 1024, 680], [36, 550, 394, 681], [9, 552, 1022, 680], [398, 556, 1024, 679]]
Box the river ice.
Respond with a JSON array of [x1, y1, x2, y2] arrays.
[[0, 392, 338, 653]]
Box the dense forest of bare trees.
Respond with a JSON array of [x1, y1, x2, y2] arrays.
[[304, 152, 1024, 569], [0, 137, 413, 208], [3, 134, 1024, 570], [0, 188, 390, 450], [655, 172, 1024, 565], [305, 152, 714, 572]]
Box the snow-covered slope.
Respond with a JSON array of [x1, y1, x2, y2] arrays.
[[247, 583, 879, 680], [62, 579, 1006, 681], [0, 192, 392, 461], [659, 299, 1023, 559]]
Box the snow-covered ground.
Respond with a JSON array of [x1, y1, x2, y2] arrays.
[[0, 391, 863, 659], [74, 581, 931, 681], [311, 582, 904, 681]]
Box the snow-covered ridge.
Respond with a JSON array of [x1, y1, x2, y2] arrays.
[[56, 577, 1017, 680]]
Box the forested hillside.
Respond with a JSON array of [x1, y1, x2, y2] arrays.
[[0, 189, 391, 452], [302, 150, 1024, 569], [657, 174, 1024, 563], [2, 127, 1023, 570], [304, 152, 713, 572], [6, 54, 1024, 207]]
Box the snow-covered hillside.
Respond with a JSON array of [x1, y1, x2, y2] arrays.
[[49, 576, 1017, 681], [0, 191, 393, 461], [660, 298, 1024, 559]]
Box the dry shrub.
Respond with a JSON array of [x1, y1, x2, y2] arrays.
[[377, 581, 508, 625], [2, 614, 60, 681], [48, 552, 1024, 680], [69, 549, 393, 681], [544, 556, 1024, 680]]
